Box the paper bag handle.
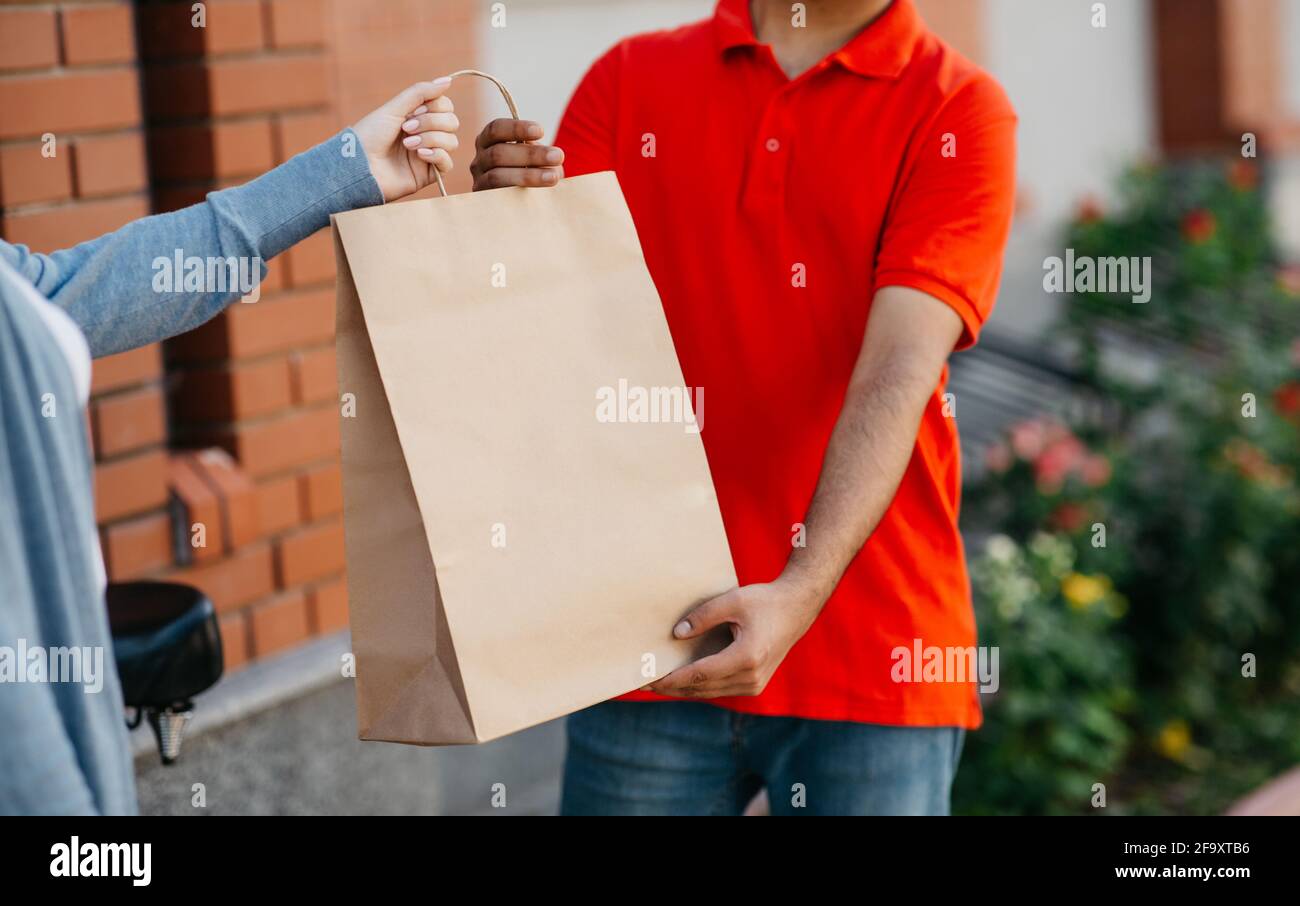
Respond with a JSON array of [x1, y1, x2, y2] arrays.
[[431, 69, 521, 198]]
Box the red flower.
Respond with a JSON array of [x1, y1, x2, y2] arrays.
[[1080, 454, 1113, 488], [984, 442, 1012, 474], [1076, 196, 1104, 225], [1049, 502, 1090, 533], [1278, 267, 1300, 297], [1227, 159, 1258, 192], [1010, 420, 1048, 460], [1182, 209, 1217, 244], [1034, 434, 1087, 494], [1223, 439, 1289, 487], [1275, 382, 1300, 420]]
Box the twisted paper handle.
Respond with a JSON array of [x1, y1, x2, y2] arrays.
[[431, 69, 521, 198]]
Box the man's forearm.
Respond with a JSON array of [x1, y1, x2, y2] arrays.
[[783, 343, 941, 604], [650, 289, 962, 697]]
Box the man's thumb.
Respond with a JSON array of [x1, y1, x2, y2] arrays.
[[673, 590, 741, 640]]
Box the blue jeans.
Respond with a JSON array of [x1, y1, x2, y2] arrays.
[[561, 700, 964, 815]]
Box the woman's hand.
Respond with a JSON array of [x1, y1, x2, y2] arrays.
[[351, 78, 460, 202]]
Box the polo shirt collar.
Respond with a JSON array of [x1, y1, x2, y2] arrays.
[[713, 0, 923, 80]]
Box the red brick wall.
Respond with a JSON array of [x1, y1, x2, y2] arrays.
[[0, 0, 478, 674]]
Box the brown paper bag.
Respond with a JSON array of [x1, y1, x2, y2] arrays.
[[332, 165, 737, 745]]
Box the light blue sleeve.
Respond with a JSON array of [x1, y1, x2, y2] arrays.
[[0, 129, 384, 358]]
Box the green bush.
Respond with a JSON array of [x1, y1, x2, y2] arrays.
[[953, 534, 1131, 815], [958, 158, 1300, 815]]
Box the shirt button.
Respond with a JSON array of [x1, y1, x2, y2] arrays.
[[765, 138, 780, 152]]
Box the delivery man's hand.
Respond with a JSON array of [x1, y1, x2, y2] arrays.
[[648, 577, 825, 698], [652, 288, 966, 700], [352, 78, 460, 202], [470, 119, 565, 190]]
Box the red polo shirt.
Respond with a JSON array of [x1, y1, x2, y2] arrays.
[[557, 0, 1017, 728]]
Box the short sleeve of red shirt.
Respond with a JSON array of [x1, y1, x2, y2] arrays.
[[555, 43, 624, 177], [873, 74, 1017, 350]]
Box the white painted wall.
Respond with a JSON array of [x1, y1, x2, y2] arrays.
[[1285, 0, 1300, 118], [982, 0, 1156, 336], [985, 0, 1155, 221], [1275, 1, 1300, 259], [477, 0, 714, 138]]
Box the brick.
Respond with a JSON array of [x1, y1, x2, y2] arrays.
[[218, 612, 250, 672], [274, 110, 336, 160], [146, 57, 329, 118], [95, 449, 169, 523], [260, 259, 287, 297], [91, 345, 163, 396], [299, 462, 342, 520], [169, 543, 275, 613], [254, 474, 302, 536], [169, 454, 225, 563], [268, 0, 327, 49], [207, 405, 340, 478], [72, 132, 148, 198], [173, 356, 293, 421], [0, 141, 72, 207], [167, 289, 334, 362], [2, 196, 149, 254], [91, 385, 167, 458], [0, 70, 141, 140], [309, 577, 349, 634], [138, 0, 265, 60], [61, 3, 136, 67], [0, 8, 60, 71], [151, 185, 209, 213], [224, 289, 337, 357], [101, 512, 173, 580], [290, 346, 336, 404], [276, 518, 344, 587], [249, 589, 311, 657], [285, 229, 335, 286], [209, 57, 330, 114], [192, 447, 259, 549], [149, 118, 275, 183]]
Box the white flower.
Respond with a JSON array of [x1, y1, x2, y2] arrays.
[[986, 534, 1018, 564]]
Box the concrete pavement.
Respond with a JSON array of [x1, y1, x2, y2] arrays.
[[134, 680, 565, 816]]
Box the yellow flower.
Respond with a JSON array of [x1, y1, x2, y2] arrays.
[[1061, 572, 1109, 610], [1156, 719, 1192, 761]]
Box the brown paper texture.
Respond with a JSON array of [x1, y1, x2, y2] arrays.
[[333, 173, 737, 744]]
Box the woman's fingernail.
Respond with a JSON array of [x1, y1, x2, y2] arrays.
[[432, 75, 452, 88], [402, 135, 421, 148], [402, 119, 420, 132], [673, 620, 691, 638], [412, 105, 428, 116], [526, 123, 544, 140], [541, 170, 558, 185], [545, 148, 564, 165], [416, 147, 435, 158]]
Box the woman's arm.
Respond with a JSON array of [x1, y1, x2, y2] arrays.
[[0, 80, 459, 358]]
